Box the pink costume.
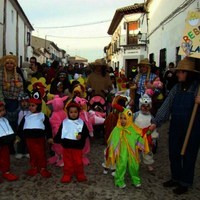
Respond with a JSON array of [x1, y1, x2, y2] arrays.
[[47, 95, 68, 167], [74, 97, 93, 165]]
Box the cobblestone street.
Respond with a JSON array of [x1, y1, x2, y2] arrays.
[[1, 121, 200, 200]]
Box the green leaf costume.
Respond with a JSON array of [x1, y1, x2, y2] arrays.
[[106, 107, 145, 187]]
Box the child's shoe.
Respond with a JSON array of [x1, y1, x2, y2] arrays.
[[134, 183, 141, 188], [2, 172, 18, 181], [102, 162, 109, 174], [56, 159, 64, 167], [15, 153, 23, 159], [26, 168, 38, 176], [40, 168, 51, 178], [77, 175, 87, 182], [111, 170, 115, 177], [118, 184, 126, 189], [25, 154, 30, 158], [60, 175, 71, 183]]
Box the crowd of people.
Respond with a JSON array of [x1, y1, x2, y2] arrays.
[[0, 54, 200, 196]]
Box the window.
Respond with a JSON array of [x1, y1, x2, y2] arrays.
[[159, 48, 167, 75], [176, 47, 181, 66], [11, 10, 14, 23], [127, 21, 139, 45], [149, 53, 154, 64], [27, 32, 31, 46]]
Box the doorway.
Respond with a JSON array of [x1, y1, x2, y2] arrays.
[[125, 59, 138, 79]]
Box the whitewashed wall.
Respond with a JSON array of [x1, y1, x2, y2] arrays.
[[148, 0, 198, 65], [0, 0, 4, 57], [6, 1, 17, 55]]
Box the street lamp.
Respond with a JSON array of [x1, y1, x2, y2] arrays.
[[137, 31, 149, 44]]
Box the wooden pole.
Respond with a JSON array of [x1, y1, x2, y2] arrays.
[[181, 85, 200, 155]]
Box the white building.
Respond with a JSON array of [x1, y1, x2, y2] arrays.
[[106, 0, 199, 77], [148, 0, 199, 73], [0, 0, 34, 66], [106, 3, 149, 78]]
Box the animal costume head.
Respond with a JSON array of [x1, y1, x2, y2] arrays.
[[139, 94, 152, 109], [113, 104, 133, 128], [47, 95, 68, 112], [29, 88, 42, 112]]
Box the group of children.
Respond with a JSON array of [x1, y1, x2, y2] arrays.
[[0, 78, 158, 188]]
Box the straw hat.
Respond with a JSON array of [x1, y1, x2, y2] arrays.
[[0, 55, 18, 66], [138, 58, 151, 66], [176, 57, 200, 73], [91, 59, 107, 66]]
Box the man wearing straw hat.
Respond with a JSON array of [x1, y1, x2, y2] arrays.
[[133, 58, 157, 112], [149, 56, 200, 195]]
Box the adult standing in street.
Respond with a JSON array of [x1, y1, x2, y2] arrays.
[[163, 62, 178, 96], [86, 59, 112, 98], [0, 55, 24, 153], [149, 56, 200, 195], [46, 60, 59, 85], [133, 58, 157, 112]]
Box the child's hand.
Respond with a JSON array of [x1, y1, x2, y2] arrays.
[[195, 95, 200, 104], [149, 124, 156, 131], [48, 138, 54, 144], [14, 136, 21, 144], [76, 134, 81, 140]]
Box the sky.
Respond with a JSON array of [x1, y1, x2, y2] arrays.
[[18, 0, 144, 62]]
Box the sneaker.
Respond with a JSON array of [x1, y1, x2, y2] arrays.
[[135, 183, 141, 188], [103, 169, 108, 175], [40, 168, 51, 178], [2, 172, 18, 181], [24, 154, 30, 158], [147, 165, 154, 172], [77, 175, 87, 182], [111, 170, 115, 177], [163, 179, 179, 188], [15, 154, 23, 159], [26, 168, 38, 176], [173, 185, 188, 195], [60, 175, 71, 183], [118, 184, 126, 189]]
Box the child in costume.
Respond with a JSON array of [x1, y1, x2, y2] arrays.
[[105, 104, 145, 188], [0, 101, 18, 181], [54, 102, 89, 183], [74, 96, 93, 166], [47, 95, 68, 167], [15, 92, 31, 159], [17, 89, 53, 178], [133, 94, 159, 172], [102, 95, 129, 175]]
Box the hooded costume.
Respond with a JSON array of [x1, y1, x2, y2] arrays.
[[47, 95, 68, 167], [54, 102, 89, 183], [17, 89, 53, 178], [106, 105, 146, 188]]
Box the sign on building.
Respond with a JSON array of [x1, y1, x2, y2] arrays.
[[179, 11, 200, 59]]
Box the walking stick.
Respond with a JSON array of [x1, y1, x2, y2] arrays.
[[181, 84, 200, 155]]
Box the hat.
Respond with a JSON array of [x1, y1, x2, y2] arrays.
[[138, 58, 151, 66], [18, 92, 30, 101], [58, 72, 66, 78], [66, 101, 80, 110], [0, 55, 18, 66], [0, 101, 4, 106], [176, 57, 200, 73], [29, 89, 42, 104], [139, 94, 152, 108], [91, 59, 107, 66]]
